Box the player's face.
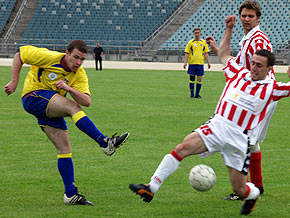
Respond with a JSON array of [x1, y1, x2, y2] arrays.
[[239, 8, 260, 34], [194, 30, 201, 40], [250, 54, 272, 81], [66, 48, 87, 72]]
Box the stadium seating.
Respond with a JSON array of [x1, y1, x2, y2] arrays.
[[0, 0, 16, 35], [18, 0, 289, 52], [20, 0, 183, 47], [161, 0, 290, 51]]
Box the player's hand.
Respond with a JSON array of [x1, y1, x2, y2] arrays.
[[287, 66, 290, 79], [183, 63, 187, 69], [208, 63, 211, 69], [56, 80, 71, 92], [206, 36, 218, 54], [4, 80, 17, 96], [206, 36, 216, 46], [225, 15, 236, 29]]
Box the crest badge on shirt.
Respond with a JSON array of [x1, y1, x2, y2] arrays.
[[48, 72, 57, 80]]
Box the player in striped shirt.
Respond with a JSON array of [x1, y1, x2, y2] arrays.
[[206, 0, 273, 200], [129, 14, 290, 215]]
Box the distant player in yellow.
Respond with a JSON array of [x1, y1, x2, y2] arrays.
[[4, 40, 129, 205], [183, 28, 211, 98]]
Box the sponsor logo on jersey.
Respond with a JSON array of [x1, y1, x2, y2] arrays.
[[48, 72, 57, 80]]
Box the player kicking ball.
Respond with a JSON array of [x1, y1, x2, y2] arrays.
[[5, 40, 129, 205]]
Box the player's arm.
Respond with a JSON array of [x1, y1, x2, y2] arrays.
[[4, 52, 23, 96], [183, 52, 189, 69], [56, 80, 91, 107], [272, 66, 290, 101], [218, 15, 236, 65], [204, 52, 211, 69]]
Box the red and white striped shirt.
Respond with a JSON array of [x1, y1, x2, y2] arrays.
[[215, 59, 290, 131], [235, 25, 275, 79]]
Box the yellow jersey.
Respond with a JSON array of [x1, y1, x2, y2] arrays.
[[20, 45, 90, 97], [184, 39, 209, 65]]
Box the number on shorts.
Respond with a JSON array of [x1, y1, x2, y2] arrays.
[[200, 125, 213, 136]]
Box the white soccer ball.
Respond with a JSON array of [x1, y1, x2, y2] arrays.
[[189, 164, 216, 192]]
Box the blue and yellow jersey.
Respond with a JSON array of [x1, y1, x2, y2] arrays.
[[20, 45, 90, 97], [184, 39, 209, 65]]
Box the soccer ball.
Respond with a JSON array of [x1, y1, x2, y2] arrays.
[[189, 164, 216, 192]]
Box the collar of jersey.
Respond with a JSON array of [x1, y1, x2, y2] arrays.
[[245, 72, 272, 84], [239, 25, 261, 45], [61, 55, 72, 72]]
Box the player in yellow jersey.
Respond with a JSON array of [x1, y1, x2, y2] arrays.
[[183, 28, 211, 98], [4, 40, 129, 205]]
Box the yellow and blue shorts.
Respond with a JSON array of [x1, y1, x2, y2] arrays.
[[22, 90, 67, 130], [187, 64, 204, 76]]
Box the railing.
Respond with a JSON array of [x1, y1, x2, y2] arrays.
[[143, 0, 194, 44], [3, 0, 28, 42], [0, 38, 289, 64]]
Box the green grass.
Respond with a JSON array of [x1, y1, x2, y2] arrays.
[[1, 66, 290, 217]]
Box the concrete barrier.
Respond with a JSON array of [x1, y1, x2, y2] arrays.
[[0, 58, 288, 73]]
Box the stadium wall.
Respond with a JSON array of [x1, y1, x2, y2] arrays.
[[0, 58, 288, 73]]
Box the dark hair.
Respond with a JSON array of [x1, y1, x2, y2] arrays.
[[193, 27, 201, 32], [255, 49, 275, 66], [239, 1, 261, 18], [66, 40, 88, 54]]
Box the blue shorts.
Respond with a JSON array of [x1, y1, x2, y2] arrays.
[[187, 65, 204, 76], [22, 90, 67, 130]]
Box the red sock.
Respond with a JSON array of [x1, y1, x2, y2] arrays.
[[249, 151, 263, 188], [170, 150, 183, 161]]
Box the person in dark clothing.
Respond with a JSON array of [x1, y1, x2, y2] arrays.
[[93, 42, 104, 71]]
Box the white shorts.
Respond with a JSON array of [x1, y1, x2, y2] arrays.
[[195, 115, 250, 175]]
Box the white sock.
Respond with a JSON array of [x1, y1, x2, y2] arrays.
[[244, 182, 260, 200], [149, 154, 180, 193]]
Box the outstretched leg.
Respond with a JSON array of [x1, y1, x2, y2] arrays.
[[129, 132, 207, 202]]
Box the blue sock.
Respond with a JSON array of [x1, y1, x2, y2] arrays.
[[189, 83, 194, 96], [196, 82, 202, 96], [57, 154, 77, 197], [72, 111, 107, 147]]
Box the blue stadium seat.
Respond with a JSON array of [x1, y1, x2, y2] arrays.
[[20, 0, 183, 46], [161, 0, 290, 51], [0, 0, 16, 34]]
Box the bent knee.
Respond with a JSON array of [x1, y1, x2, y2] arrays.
[[70, 102, 82, 113], [64, 100, 82, 116], [250, 142, 260, 153]]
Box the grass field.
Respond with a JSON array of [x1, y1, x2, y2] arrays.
[[1, 66, 290, 217]]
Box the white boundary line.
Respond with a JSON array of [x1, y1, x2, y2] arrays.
[[0, 58, 288, 73]]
